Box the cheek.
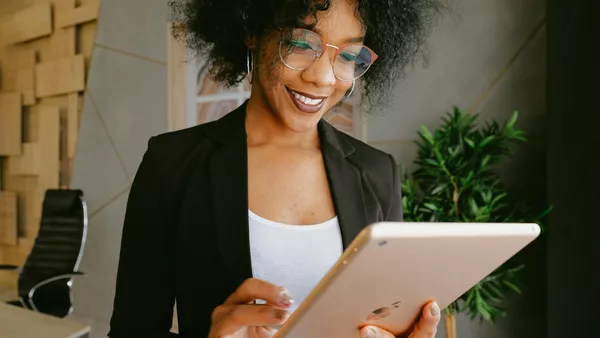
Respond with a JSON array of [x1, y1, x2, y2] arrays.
[[338, 80, 353, 96], [254, 39, 287, 89]]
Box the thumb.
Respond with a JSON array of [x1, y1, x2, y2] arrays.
[[411, 301, 441, 338], [359, 325, 395, 338]]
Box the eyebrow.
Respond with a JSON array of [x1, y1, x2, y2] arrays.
[[296, 22, 365, 44]]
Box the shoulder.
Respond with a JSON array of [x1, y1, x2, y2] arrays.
[[332, 128, 402, 221], [151, 120, 217, 150], [337, 131, 398, 180], [143, 121, 220, 166]]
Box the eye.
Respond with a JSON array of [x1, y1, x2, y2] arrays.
[[338, 52, 357, 63], [286, 40, 317, 55]]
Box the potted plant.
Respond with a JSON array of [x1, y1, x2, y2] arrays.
[[400, 107, 550, 338]]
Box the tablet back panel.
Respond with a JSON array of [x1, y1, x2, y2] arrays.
[[275, 222, 540, 338]]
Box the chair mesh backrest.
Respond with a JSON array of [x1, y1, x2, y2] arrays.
[[18, 189, 87, 298]]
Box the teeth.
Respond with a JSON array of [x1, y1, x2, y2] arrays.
[[292, 90, 324, 106]]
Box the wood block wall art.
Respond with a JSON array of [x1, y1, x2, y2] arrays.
[[0, 93, 22, 156], [0, 4, 52, 46], [67, 93, 79, 159], [15, 68, 36, 106], [0, 192, 18, 246], [0, 0, 99, 288], [35, 54, 85, 98], [47, 24, 76, 60], [3, 176, 41, 244], [0, 49, 36, 96], [38, 106, 61, 189], [7, 143, 40, 176], [55, 0, 100, 29]]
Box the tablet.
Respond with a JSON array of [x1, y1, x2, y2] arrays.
[[274, 222, 540, 338]]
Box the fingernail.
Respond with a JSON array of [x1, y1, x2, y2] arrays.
[[274, 309, 289, 321], [363, 327, 377, 338], [278, 288, 295, 306], [430, 302, 440, 316]]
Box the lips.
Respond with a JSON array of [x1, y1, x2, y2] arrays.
[[286, 87, 327, 114]]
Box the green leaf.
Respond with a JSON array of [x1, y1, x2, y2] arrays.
[[424, 203, 439, 211], [469, 198, 479, 215], [420, 125, 435, 145], [506, 111, 519, 129], [465, 138, 475, 148], [431, 183, 448, 195], [502, 280, 522, 294], [425, 159, 439, 167], [479, 284, 503, 303], [487, 282, 505, 300], [478, 135, 495, 148], [491, 193, 507, 205], [481, 155, 491, 168]]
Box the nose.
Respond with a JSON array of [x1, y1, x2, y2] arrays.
[[301, 49, 336, 87]]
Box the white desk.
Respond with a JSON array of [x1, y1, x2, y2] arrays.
[[0, 302, 90, 338]]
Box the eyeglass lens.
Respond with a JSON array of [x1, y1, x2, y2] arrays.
[[280, 29, 374, 81]]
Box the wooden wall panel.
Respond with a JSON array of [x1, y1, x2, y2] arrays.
[[47, 25, 76, 60], [0, 192, 18, 245], [35, 55, 85, 97], [67, 93, 79, 159], [0, 4, 52, 45], [38, 106, 61, 189], [55, 0, 100, 29], [0, 93, 22, 156], [7, 143, 40, 175], [0, 0, 99, 288], [15, 68, 36, 105]]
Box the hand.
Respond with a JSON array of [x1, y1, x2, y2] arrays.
[[359, 301, 441, 338], [208, 278, 294, 338]]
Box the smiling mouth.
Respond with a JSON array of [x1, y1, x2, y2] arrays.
[[286, 87, 327, 114]]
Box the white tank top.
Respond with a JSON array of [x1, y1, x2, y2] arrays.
[[248, 210, 343, 314]]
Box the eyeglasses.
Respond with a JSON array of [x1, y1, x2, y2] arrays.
[[278, 28, 378, 82]]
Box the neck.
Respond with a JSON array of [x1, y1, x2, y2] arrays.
[[245, 96, 320, 149]]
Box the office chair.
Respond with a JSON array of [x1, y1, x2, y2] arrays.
[[0, 189, 88, 318]]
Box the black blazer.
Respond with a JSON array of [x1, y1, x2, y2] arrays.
[[108, 102, 403, 338]]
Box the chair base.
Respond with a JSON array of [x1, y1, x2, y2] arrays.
[[6, 299, 24, 307], [5, 299, 71, 318]]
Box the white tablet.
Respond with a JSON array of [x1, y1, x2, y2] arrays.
[[275, 222, 541, 338]]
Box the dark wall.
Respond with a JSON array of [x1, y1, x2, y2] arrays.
[[547, 0, 600, 337]]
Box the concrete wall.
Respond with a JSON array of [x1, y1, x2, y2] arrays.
[[366, 0, 547, 337], [69, 0, 170, 336]]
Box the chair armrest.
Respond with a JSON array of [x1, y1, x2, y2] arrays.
[[27, 272, 88, 312], [0, 265, 21, 272]]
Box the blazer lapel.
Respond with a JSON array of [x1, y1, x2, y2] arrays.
[[206, 104, 253, 292], [319, 120, 368, 249]]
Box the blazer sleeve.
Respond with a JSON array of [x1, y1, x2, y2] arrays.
[[385, 154, 403, 222], [109, 137, 178, 338]]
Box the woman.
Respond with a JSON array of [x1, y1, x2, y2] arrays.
[[109, 0, 443, 337]]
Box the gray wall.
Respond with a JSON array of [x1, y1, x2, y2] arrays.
[[69, 0, 170, 337], [366, 0, 547, 337], [68, 0, 547, 337]]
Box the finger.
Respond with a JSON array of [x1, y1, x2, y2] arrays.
[[359, 325, 395, 338], [225, 278, 294, 308], [211, 304, 290, 337], [410, 301, 441, 338]]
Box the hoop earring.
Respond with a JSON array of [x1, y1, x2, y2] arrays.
[[246, 49, 253, 84], [344, 80, 355, 99]]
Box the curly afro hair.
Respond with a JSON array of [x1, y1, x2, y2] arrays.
[[169, 0, 444, 110]]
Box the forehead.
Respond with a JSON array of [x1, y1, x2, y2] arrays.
[[303, 0, 365, 42]]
